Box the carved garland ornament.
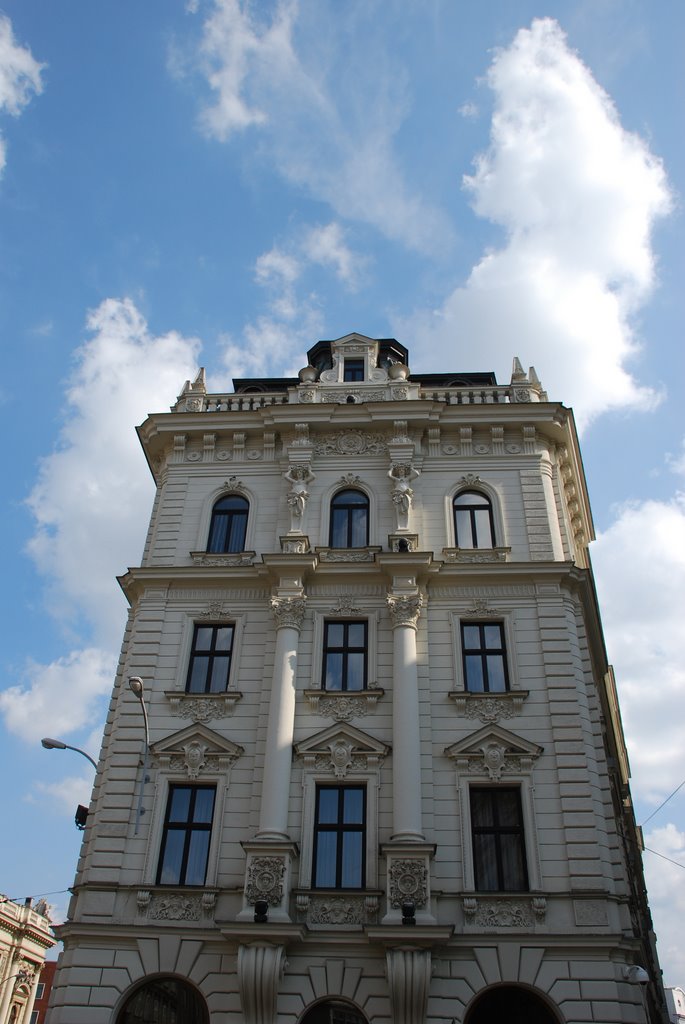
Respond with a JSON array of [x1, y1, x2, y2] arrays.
[[245, 856, 286, 907], [315, 431, 388, 456]]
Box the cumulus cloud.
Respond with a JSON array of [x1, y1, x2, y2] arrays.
[[0, 300, 200, 743], [592, 493, 685, 802], [0, 647, 115, 743], [187, 0, 450, 253], [396, 18, 671, 429], [642, 824, 685, 982], [0, 14, 44, 172], [302, 222, 363, 287], [25, 298, 201, 648]]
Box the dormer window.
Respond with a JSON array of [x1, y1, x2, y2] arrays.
[[343, 359, 365, 382]]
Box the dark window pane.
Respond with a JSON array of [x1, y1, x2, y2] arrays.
[[462, 625, 481, 649], [195, 627, 213, 650], [347, 623, 366, 647], [215, 627, 233, 651], [193, 789, 216, 823], [455, 509, 474, 547], [158, 831, 185, 884], [168, 787, 191, 821], [496, 790, 521, 826], [331, 510, 347, 548], [341, 833, 363, 887], [471, 790, 494, 827], [209, 657, 229, 692], [327, 623, 344, 647], [486, 655, 506, 692], [207, 517, 228, 552], [325, 653, 343, 690], [473, 834, 499, 890], [315, 833, 338, 887], [227, 515, 247, 552], [346, 653, 364, 691], [343, 359, 364, 382], [318, 789, 340, 823], [465, 655, 484, 691], [188, 657, 209, 693], [350, 510, 367, 547], [185, 832, 211, 885], [500, 835, 527, 890], [342, 788, 364, 823]]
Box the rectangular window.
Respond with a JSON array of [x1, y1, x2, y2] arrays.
[[35, 985, 45, 1000], [461, 622, 509, 693], [470, 787, 528, 891], [322, 621, 367, 691], [186, 624, 235, 694], [343, 358, 364, 382], [30, 1013, 39, 1024], [157, 784, 216, 886], [313, 785, 366, 888]]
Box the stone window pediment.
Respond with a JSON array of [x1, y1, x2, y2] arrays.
[[445, 724, 542, 780], [295, 722, 390, 778], [152, 723, 244, 779]]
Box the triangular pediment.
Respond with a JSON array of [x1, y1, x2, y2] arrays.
[[295, 722, 389, 778], [445, 724, 542, 781], [152, 723, 244, 779]]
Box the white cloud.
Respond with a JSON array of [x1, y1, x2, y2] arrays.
[[458, 100, 478, 119], [642, 824, 685, 983], [396, 18, 671, 429], [187, 0, 451, 253], [302, 222, 362, 287], [1, 299, 200, 743], [34, 772, 95, 815], [0, 647, 115, 743], [592, 493, 685, 803], [24, 298, 201, 649], [0, 14, 44, 172]]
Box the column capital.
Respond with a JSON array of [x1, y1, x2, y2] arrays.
[[387, 593, 422, 629], [270, 595, 306, 631]]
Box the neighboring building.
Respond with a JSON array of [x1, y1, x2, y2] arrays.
[[0, 896, 54, 1024], [50, 334, 667, 1023], [31, 961, 56, 1024], [666, 988, 685, 1024]]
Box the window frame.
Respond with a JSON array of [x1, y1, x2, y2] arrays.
[[329, 488, 370, 548], [322, 620, 368, 692], [453, 489, 496, 549], [343, 359, 365, 382], [207, 493, 249, 553], [312, 784, 367, 889], [469, 785, 529, 892], [185, 622, 236, 694], [156, 783, 217, 887], [460, 621, 510, 694], [35, 985, 45, 1000]]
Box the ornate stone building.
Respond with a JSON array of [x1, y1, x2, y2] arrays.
[[50, 335, 666, 1023], [0, 896, 54, 1024]]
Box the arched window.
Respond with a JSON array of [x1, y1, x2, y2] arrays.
[[329, 489, 369, 548], [116, 977, 209, 1024], [453, 491, 495, 549], [207, 494, 249, 553], [300, 999, 368, 1024], [465, 985, 560, 1024]]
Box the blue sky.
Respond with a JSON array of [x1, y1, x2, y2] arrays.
[[0, 0, 683, 983]]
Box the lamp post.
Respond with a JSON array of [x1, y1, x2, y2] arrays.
[[129, 677, 150, 835], [40, 737, 98, 771]]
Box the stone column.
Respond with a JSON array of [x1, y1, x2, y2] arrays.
[[387, 593, 424, 842], [256, 596, 306, 840]]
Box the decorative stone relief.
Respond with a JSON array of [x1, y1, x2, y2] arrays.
[[463, 897, 537, 927], [308, 896, 365, 925], [305, 690, 383, 720], [319, 549, 376, 563], [148, 893, 203, 921], [322, 389, 387, 403], [295, 723, 389, 775], [450, 692, 528, 723], [198, 600, 231, 619], [245, 857, 286, 907], [166, 692, 242, 721], [137, 890, 151, 912], [153, 722, 244, 776], [292, 423, 311, 446], [315, 431, 387, 456], [339, 472, 361, 487], [460, 473, 480, 486], [280, 536, 310, 554], [299, 389, 316, 402], [442, 548, 509, 563], [463, 598, 503, 617], [329, 596, 361, 615], [387, 593, 422, 628], [388, 860, 428, 909], [223, 475, 247, 492], [270, 596, 306, 630], [191, 552, 254, 567], [445, 724, 542, 779], [284, 463, 315, 532]]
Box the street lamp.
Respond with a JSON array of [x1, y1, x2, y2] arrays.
[[129, 676, 151, 835], [41, 737, 98, 770]]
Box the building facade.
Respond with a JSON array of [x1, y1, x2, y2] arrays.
[[50, 334, 666, 1023], [0, 896, 54, 1024]]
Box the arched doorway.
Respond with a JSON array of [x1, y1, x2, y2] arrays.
[[465, 985, 560, 1024], [300, 998, 368, 1024], [116, 976, 209, 1024]]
